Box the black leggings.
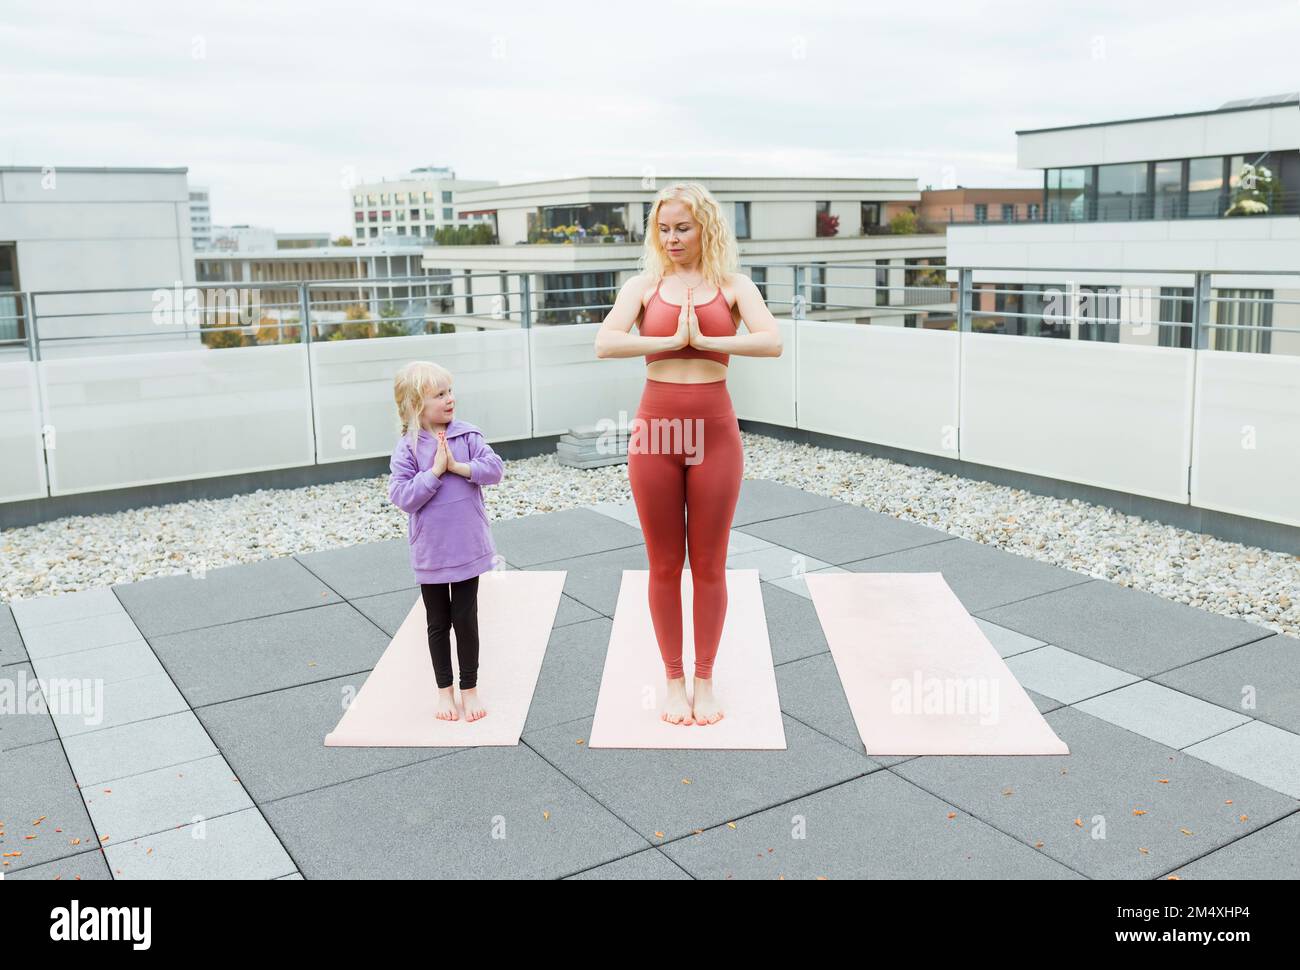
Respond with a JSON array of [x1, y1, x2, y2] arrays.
[[420, 577, 481, 690]]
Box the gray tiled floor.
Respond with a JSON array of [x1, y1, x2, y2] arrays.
[[3, 479, 1297, 880]]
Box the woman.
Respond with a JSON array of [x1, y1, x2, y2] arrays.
[[594, 182, 783, 726]]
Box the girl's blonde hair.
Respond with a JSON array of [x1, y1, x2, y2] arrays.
[[637, 182, 739, 288], [393, 360, 453, 451]]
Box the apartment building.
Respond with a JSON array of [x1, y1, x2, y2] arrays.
[[349, 165, 497, 244], [0, 165, 195, 358], [189, 186, 213, 251], [417, 176, 951, 331], [947, 94, 1300, 355], [918, 187, 1045, 228]]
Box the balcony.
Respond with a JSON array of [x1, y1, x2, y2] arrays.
[[2, 262, 1298, 880]]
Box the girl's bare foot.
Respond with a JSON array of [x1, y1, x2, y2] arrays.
[[662, 676, 694, 725], [461, 687, 487, 721], [692, 676, 724, 725], [434, 686, 459, 721]]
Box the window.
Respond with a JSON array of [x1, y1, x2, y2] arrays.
[[410, 209, 419, 221], [875, 259, 890, 307], [861, 202, 881, 233], [974, 204, 988, 224], [735, 201, 750, 239], [354, 211, 363, 222], [443, 207, 453, 221], [1158, 287, 1193, 348], [1046, 167, 1094, 221], [749, 265, 767, 302], [0, 243, 23, 342], [1096, 163, 1150, 220], [1028, 202, 1041, 220], [1213, 289, 1272, 354], [810, 262, 826, 310], [381, 193, 391, 204], [381, 210, 391, 220], [1000, 203, 1015, 222], [1153, 160, 1184, 218], [442, 191, 453, 203], [1078, 284, 1122, 342], [424, 191, 435, 202], [368, 210, 377, 221]]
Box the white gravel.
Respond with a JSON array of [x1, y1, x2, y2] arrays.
[[2, 430, 1297, 640]]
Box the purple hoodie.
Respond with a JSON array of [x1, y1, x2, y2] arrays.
[[387, 418, 504, 583]]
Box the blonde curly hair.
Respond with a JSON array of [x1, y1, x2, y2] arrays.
[[393, 359, 453, 451], [637, 182, 739, 288]]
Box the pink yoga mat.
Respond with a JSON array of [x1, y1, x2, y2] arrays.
[[587, 569, 787, 750], [324, 569, 566, 747], [805, 572, 1069, 756]]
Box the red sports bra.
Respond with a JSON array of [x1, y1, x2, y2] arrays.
[[638, 277, 736, 366]]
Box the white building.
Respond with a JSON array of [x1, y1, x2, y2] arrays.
[[947, 94, 1300, 356], [349, 165, 497, 244], [417, 175, 950, 331], [189, 185, 213, 251], [0, 165, 196, 358]]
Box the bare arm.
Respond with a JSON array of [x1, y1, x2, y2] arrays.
[[694, 273, 784, 358], [594, 274, 686, 359]]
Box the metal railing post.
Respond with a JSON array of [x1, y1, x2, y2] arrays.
[[27, 292, 40, 362], [1191, 271, 1211, 350], [957, 268, 972, 332], [520, 273, 532, 329], [299, 282, 312, 344], [792, 264, 805, 320]]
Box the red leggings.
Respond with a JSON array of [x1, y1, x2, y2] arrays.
[[627, 378, 744, 680]]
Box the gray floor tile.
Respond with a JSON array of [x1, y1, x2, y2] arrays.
[[261, 745, 649, 879], [83, 753, 254, 847], [523, 714, 874, 843], [30, 638, 165, 686], [4, 847, 112, 880], [525, 545, 648, 616], [890, 706, 1298, 879], [346, 586, 420, 636], [1151, 634, 1300, 734], [102, 806, 295, 879], [1168, 812, 1300, 879], [766, 564, 847, 599], [840, 538, 1093, 614], [1074, 681, 1252, 750], [730, 479, 844, 527], [492, 507, 643, 567], [977, 580, 1271, 678], [19, 613, 145, 661], [195, 674, 459, 803], [761, 580, 831, 666], [49, 672, 190, 738], [737, 503, 953, 566], [661, 770, 1085, 879], [974, 617, 1047, 658], [1005, 645, 1142, 704], [774, 652, 897, 767], [726, 544, 833, 583], [295, 539, 415, 600], [523, 617, 612, 734], [566, 847, 692, 880], [584, 500, 642, 531], [1184, 720, 1300, 799], [0, 739, 100, 872], [150, 601, 390, 707], [0, 662, 59, 751], [113, 556, 343, 637], [8, 587, 121, 628], [0, 605, 28, 667], [61, 711, 219, 788]]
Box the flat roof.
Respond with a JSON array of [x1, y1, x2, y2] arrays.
[[1015, 99, 1299, 136], [0, 165, 189, 174]]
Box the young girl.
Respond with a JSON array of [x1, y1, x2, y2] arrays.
[[388, 360, 504, 724]]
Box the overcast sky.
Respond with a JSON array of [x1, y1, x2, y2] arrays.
[[3, 0, 1297, 236]]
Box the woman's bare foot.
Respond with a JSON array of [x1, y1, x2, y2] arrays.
[[434, 686, 459, 721], [461, 687, 487, 722], [692, 676, 724, 725], [662, 676, 694, 725]]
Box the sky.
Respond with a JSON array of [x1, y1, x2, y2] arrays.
[[3, 0, 1297, 236]]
